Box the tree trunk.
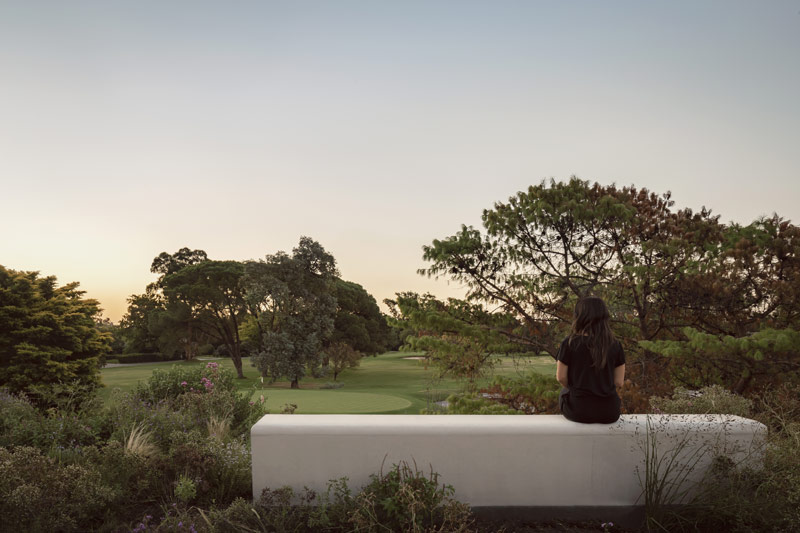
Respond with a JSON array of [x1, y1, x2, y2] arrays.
[[232, 355, 244, 378], [291, 378, 299, 389], [229, 344, 245, 378]]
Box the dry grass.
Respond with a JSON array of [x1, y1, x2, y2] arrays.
[[124, 422, 158, 457], [207, 414, 231, 440]]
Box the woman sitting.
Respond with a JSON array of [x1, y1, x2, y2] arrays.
[[556, 296, 625, 424]]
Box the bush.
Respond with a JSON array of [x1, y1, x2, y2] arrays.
[[437, 372, 560, 415], [350, 461, 474, 532], [480, 372, 561, 414], [0, 388, 108, 451], [133, 362, 238, 404], [649, 384, 754, 417], [645, 384, 800, 531], [437, 393, 520, 414], [190, 463, 475, 533], [0, 446, 115, 532]]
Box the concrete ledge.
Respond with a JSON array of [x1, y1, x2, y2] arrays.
[[251, 414, 766, 515]]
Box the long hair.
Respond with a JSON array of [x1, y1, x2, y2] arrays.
[[568, 296, 616, 370]]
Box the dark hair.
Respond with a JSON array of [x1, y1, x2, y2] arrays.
[[569, 296, 616, 370]]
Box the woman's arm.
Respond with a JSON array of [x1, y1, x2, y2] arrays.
[[614, 364, 625, 388], [556, 361, 569, 388]]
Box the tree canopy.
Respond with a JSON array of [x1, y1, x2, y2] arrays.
[[245, 237, 339, 388], [161, 260, 247, 377], [0, 265, 110, 404], [416, 178, 800, 395], [330, 279, 389, 355]]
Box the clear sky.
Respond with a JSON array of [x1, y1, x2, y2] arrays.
[[1, 1, 799, 322]]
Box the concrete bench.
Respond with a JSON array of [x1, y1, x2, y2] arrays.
[[251, 414, 766, 525]]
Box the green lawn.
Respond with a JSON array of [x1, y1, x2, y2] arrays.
[[99, 351, 557, 414]]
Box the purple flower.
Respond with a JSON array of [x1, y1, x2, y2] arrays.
[[181, 381, 188, 386]]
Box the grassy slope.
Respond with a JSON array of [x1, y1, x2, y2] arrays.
[[99, 351, 557, 414]]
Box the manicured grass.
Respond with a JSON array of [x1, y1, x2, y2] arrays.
[[99, 352, 557, 414]]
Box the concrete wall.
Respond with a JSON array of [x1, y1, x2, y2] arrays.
[[251, 414, 765, 512]]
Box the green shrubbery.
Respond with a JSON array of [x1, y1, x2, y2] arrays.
[[127, 462, 475, 533], [438, 371, 560, 414], [0, 362, 269, 532]]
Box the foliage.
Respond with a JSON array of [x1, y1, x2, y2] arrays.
[[641, 327, 800, 395], [95, 317, 125, 354], [438, 393, 520, 414], [418, 178, 800, 396], [349, 461, 474, 533], [246, 237, 338, 388], [0, 446, 115, 533], [479, 372, 561, 414], [198, 463, 474, 533], [639, 385, 800, 532], [649, 385, 754, 418], [0, 387, 108, 450], [0, 265, 110, 407], [162, 261, 248, 377], [436, 372, 559, 414], [325, 341, 362, 381], [386, 293, 529, 389], [331, 279, 390, 355], [121, 248, 209, 359]]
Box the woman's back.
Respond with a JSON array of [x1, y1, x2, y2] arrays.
[[557, 336, 624, 398], [555, 296, 626, 424]]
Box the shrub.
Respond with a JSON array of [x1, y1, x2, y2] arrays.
[[350, 461, 474, 533], [0, 446, 115, 532], [437, 393, 520, 414], [649, 384, 754, 417], [0, 388, 108, 451], [643, 384, 800, 531], [134, 362, 237, 403], [200, 463, 475, 533], [479, 372, 561, 414], [107, 391, 195, 452]]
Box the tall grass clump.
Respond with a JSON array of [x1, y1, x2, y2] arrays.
[[639, 384, 800, 532]]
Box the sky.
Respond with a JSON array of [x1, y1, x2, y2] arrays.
[[1, 1, 799, 322]]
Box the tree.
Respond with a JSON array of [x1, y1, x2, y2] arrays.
[[0, 265, 110, 405], [641, 328, 800, 395], [385, 292, 529, 390], [245, 237, 338, 388], [148, 248, 209, 360], [325, 342, 362, 381], [419, 178, 800, 395], [162, 260, 248, 378], [119, 290, 164, 354], [150, 247, 209, 281], [330, 279, 389, 355], [95, 317, 125, 354]]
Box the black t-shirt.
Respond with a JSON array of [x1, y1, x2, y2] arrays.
[[556, 336, 625, 398]]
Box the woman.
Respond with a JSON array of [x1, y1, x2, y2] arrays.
[[556, 296, 625, 423]]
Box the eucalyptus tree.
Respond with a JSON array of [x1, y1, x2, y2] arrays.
[[244, 237, 338, 388]]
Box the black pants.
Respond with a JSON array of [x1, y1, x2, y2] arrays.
[[559, 388, 621, 424]]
